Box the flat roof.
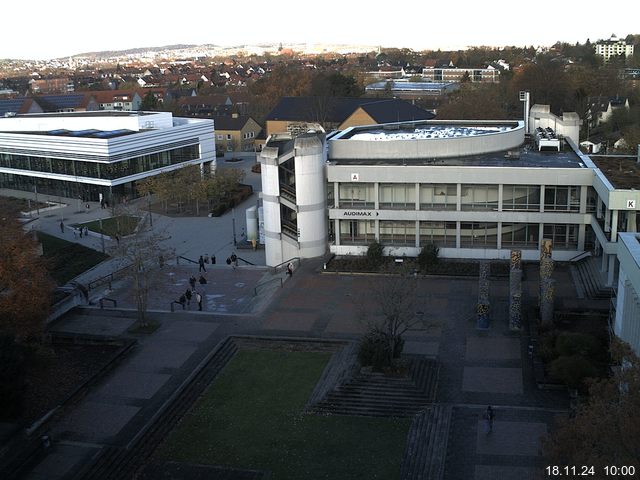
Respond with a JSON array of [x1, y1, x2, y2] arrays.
[[330, 143, 585, 168], [349, 124, 515, 141], [591, 156, 640, 189], [8, 111, 157, 118], [3, 128, 138, 139]]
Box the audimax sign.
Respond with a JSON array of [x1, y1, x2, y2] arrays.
[[342, 211, 379, 217]]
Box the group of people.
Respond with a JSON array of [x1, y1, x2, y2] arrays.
[[177, 274, 208, 311], [198, 254, 216, 272]]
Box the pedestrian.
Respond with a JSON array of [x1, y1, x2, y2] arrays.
[[85, 203, 90, 212], [79, 228, 83, 238], [189, 275, 197, 290], [115, 234, 120, 246], [196, 292, 203, 311], [199, 275, 207, 285], [59, 221, 64, 233], [199, 255, 206, 272], [286, 262, 293, 277], [241, 228, 246, 241], [84, 226, 89, 237], [230, 252, 238, 266], [178, 293, 186, 309], [211, 255, 216, 265], [73, 229, 77, 239], [185, 289, 192, 307], [251, 239, 257, 251], [204, 254, 210, 264], [484, 406, 495, 434]]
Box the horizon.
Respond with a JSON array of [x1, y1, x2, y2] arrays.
[[3, 0, 638, 61]]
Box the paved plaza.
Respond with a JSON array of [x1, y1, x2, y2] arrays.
[[6, 170, 576, 479]]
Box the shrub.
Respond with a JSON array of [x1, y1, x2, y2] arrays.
[[366, 241, 385, 267], [555, 332, 600, 357], [549, 355, 596, 389], [418, 243, 439, 271], [0, 335, 26, 419], [358, 329, 391, 371]]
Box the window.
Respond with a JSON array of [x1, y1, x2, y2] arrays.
[[502, 185, 540, 211], [226, 134, 232, 140], [379, 183, 415, 209], [420, 184, 457, 210], [460, 222, 498, 248], [544, 186, 580, 212], [420, 221, 456, 247], [338, 183, 375, 208], [379, 221, 415, 246], [460, 184, 498, 211], [339, 220, 376, 245], [217, 134, 223, 140], [543, 224, 578, 250], [501, 223, 539, 249]]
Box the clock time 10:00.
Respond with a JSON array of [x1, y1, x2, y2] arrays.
[[545, 466, 636, 476]]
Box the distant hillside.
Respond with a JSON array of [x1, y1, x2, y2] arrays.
[[73, 44, 217, 58]]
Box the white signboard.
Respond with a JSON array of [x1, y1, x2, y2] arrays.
[[627, 199, 636, 209], [351, 173, 359, 182]]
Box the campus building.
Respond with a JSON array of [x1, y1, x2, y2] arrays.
[[259, 110, 640, 292], [595, 34, 634, 62], [614, 233, 640, 355], [0, 111, 215, 203]]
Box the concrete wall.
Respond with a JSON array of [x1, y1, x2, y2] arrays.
[[529, 105, 581, 145]]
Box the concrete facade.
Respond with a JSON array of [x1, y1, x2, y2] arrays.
[[614, 233, 640, 355]]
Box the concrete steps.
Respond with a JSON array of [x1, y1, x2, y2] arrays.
[[400, 405, 452, 480], [574, 257, 612, 300], [311, 358, 439, 418]]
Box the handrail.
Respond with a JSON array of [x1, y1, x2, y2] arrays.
[[254, 277, 283, 296], [568, 251, 591, 263], [88, 264, 133, 290], [176, 255, 198, 265], [99, 297, 117, 309], [272, 257, 301, 274], [236, 256, 255, 266], [170, 300, 186, 312]]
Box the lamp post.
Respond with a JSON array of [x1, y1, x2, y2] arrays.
[[99, 217, 105, 254], [147, 192, 153, 227], [232, 207, 237, 246]]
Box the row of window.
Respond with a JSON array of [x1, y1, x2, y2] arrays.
[[329, 183, 592, 212], [0, 145, 199, 180], [337, 220, 579, 250]]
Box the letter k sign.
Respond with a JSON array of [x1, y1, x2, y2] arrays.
[[351, 173, 359, 181], [627, 200, 636, 209]]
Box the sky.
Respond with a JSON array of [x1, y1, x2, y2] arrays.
[[2, 0, 638, 60]]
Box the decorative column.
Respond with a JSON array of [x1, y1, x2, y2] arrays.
[[509, 250, 523, 330], [476, 261, 490, 329], [539, 239, 555, 327]]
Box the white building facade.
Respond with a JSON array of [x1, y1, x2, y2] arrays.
[[0, 111, 215, 203], [614, 233, 640, 355], [595, 35, 634, 62]]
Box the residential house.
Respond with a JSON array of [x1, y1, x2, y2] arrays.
[[265, 97, 435, 137], [29, 78, 74, 94], [214, 114, 262, 154], [92, 90, 142, 111], [178, 95, 233, 117], [587, 96, 630, 128]]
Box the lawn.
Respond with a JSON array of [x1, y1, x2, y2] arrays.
[[160, 349, 410, 479], [38, 232, 109, 285], [74, 215, 139, 236]]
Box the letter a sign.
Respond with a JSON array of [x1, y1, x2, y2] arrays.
[[351, 173, 359, 182], [627, 200, 636, 209]]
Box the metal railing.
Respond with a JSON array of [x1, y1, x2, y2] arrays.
[[176, 255, 198, 265], [170, 300, 186, 312], [271, 257, 301, 274], [99, 297, 117, 309], [568, 251, 592, 263], [254, 277, 283, 296], [236, 256, 255, 266], [88, 264, 133, 290]]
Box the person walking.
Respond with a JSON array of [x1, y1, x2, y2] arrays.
[[84, 226, 88, 237], [178, 293, 186, 310], [286, 262, 293, 277], [198, 255, 206, 272], [195, 292, 203, 311], [185, 289, 192, 307], [484, 406, 495, 434], [59, 221, 64, 233], [189, 275, 197, 290]]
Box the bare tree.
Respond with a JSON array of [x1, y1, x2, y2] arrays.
[[358, 271, 422, 366], [110, 213, 174, 328]]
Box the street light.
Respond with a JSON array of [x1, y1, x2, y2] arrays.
[[99, 217, 105, 253]]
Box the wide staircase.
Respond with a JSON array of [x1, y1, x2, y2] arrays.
[[572, 256, 613, 300], [400, 405, 452, 480], [310, 358, 439, 417]]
